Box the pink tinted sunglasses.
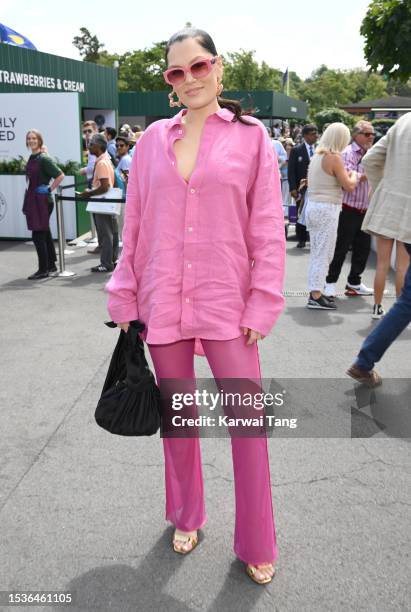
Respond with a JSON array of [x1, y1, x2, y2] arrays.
[[163, 57, 218, 86]]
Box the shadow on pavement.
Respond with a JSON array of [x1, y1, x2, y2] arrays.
[[59, 527, 266, 612], [284, 245, 308, 257], [0, 273, 110, 291], [285, 305, 345, 328], [347, 380, 411, 440]]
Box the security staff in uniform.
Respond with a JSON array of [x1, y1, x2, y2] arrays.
[[288, 124, 318, 247]]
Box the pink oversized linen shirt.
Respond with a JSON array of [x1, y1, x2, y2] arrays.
[[105, 107, 286, 353]]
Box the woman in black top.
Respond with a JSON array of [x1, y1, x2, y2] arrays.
[[23, 129, 65, 280]]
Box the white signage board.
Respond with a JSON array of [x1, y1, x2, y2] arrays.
[[0, 175, 77, 239], [0, 92, 81, 163], [0, 92, 81, 239]]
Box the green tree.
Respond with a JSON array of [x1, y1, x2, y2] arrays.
[[347, 69, 387, 101], [297, 68, 355, 114], [288, 71, 303, 98], [361, 0, 411, 82], [296, 67, 388, 114], [314, 108, 356, 131], [72, 27, 105, 63], [116, 42, 168, 91], [222, 50, 282, 90]]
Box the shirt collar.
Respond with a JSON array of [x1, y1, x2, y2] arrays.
[[351, 141, 364, 154], [168, 107, 234, 128]]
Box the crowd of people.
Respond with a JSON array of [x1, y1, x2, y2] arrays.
[[265, 113, 411, 386], [266, 118, 410, 322], [77, 120, 144, 272], [22, 120, 145, 278], [22, 114, 410, 324], [22, 114, 410, 328]]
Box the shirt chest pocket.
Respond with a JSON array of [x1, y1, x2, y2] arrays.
[[215, 150, 254, 188]]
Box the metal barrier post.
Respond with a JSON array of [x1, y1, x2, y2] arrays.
[[56, 187, 76, 278], [60, 196, 75, 255]]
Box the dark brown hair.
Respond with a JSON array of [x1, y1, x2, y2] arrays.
[[26, 129, 44, 149], [165, 28, 255, 126]]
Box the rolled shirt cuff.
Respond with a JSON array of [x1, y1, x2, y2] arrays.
[[107, 300, 138, 324], [239, 299, 285, 336]]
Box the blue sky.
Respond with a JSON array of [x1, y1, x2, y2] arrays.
[[2, 0, 371, 78]]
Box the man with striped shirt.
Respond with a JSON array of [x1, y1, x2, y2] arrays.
[[324, 121, 376, 298]]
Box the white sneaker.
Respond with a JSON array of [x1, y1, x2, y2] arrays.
[[372, 304, 385, 319], [345, 282, 374, 296], [324, 282, 336, 297]]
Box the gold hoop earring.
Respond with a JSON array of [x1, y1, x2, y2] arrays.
[[217, 82, 224, 96], [168, 91, 182, 108]]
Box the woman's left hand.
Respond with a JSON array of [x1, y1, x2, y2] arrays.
[[241, 327, 265, 345]]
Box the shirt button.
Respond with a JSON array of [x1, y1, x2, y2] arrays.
[[171, 161, 175, 165], [185, 297, 190, 303], [187, 263, 192, 268], [178, 130, 183, 135], [190, 188, 196, 194], [188, 226, 193, 232]]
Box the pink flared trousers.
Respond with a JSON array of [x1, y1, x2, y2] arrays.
[[147, 334, 278, 565]]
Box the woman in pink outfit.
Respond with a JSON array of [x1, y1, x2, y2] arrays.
[[105, 28, 286, 585]]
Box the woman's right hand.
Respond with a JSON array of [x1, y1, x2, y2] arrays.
[[118, 322, 130, 332]]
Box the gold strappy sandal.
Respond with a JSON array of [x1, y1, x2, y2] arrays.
[[172, 530, 198, 555], [246, 563, 276, 585]]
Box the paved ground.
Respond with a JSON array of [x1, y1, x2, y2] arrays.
[[0, 234, 410, 612]]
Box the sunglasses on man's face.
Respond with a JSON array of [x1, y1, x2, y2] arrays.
[[359, 132, 375, 137], [83, 129, 93, 135], [163, 57, 217, 86]]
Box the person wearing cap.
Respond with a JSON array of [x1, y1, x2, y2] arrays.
[[78, 133, 118, 273], [120, 123, 133, 139]]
